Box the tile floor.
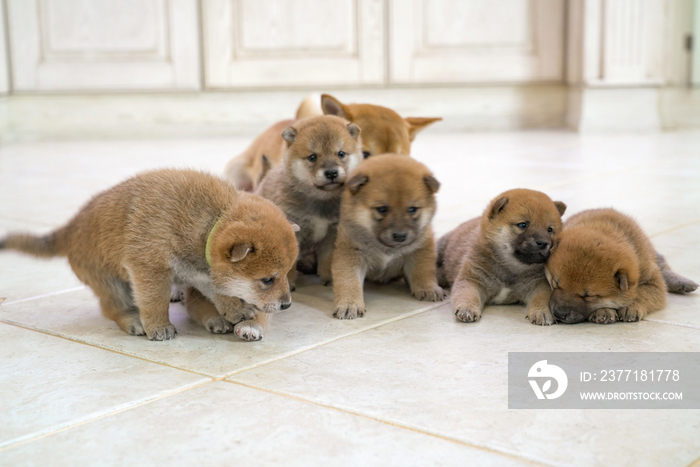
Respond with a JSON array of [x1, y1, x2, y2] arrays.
[[1, 131, 699, 466]]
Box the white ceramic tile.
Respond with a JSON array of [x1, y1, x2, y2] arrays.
[[0, 321, 208, 448], [0, 381, 529, 467], [0, 280, 446, 378], [229, 304, 700, 467]]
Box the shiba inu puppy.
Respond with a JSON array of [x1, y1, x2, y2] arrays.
[[437, 189, 567, 325], [0, 169, 298, 341], [545, 209, 697, 324], [224, 94, 441, 191], [332, 154, 444, 319], [257, 115, 363, 289]]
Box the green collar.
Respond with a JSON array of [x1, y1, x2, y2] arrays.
[[205, 218, 222, 266]]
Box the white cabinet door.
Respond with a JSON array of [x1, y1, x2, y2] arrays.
[[202, 0, 385, 88], [389, 0, 564, 84], [7, 0, 200, 91]]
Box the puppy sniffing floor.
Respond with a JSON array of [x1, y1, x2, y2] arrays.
[[545, 208, 698, 324], [332, 154, 445, 319], [437, 189, 566, 325], [224, 94, 441, 192], [0, 169, 298, 341]]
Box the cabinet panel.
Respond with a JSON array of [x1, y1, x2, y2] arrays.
[[203, 0, 385, 88], [7, 0, 200, 91], [390, 0, 564, 84]]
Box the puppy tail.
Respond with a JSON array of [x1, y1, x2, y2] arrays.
[[656, 252, 698, 294], [0, 231, 64, 258], [295, 93, 323, 119]]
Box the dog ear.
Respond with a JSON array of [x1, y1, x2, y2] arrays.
[[321, 94, 352, 120], [347, 174, 369, 195], [228, 243, 253, 262], [544, 268, 558, 290], [290, 222, 300, 233], [281, 127, 297, 146], [424, 175, 440, 194], [489, 196, 509, 220], [405, 117, 442, 141], [554, 201, 567, 216], [615, 269, 629, 291], [347, 123, 361, 140]]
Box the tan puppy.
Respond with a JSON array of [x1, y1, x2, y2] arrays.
[[224, 94, 441, 191], [332, 154, 445, 319], [437, 189, 567, 325], [545, 209, 698, 324], [258, 115, 363, 290], [0, 169, 298, 341]]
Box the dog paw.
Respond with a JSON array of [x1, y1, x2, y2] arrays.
[[203, 315, 234, 334], [617, 306, 645, 322], [333, 304, 365, 320], [666, 276, 699, 294], [526, 307, 556, 326], [234, 320, 263, 341], [412, 285, 446, 302], [169, 285, 184, 302], [126, 318, 146, 336], [588, 308, 618, 324], [455, 307, 481, 323], [319, 276, 332, 287], [147, 324, 177, 341]]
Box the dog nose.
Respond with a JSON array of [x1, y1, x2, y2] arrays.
[[552, 307, 569, 320], [324, 169, 338, 181], [535, 239, 550, 249], [281, 301, 292, 310], [392, 232, 408, 243]]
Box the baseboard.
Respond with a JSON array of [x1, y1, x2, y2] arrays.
[[0, 86, 697, 142]]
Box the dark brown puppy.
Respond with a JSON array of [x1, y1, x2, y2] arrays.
[[546, 209, 697, 324], [437, 189, 566, 325]]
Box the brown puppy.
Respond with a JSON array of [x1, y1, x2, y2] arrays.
[[545, 209, 698, 324], [332, 154, 444, 319], [0, 169, 298, 341], [258, 115, 363, 290], [437, 189, 567, 325], [224, 94, 441, 191]]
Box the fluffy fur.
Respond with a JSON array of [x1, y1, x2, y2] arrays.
[[546, 209, 697, 324], [0, 169, 298, 341], [224, 94, 441, 191], [332, 154, 445, 319], [437, 189, 567, 325]]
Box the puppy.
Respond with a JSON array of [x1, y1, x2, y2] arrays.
[[332, 154, 445, 319], [224, 94, 442, 191], [257, 115, 363, 290], [437, 189, 567, 325], [545, 209, 698, 324], [0, 169, 298, 341]]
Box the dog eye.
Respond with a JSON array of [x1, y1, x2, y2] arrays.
[[516, 222, 528, 229], [362, 151, 371, 159], [338, 151, 346, 159], [307, 154, 317, 162], [376, 206, 388, 215], [261, 277, 275, 286], [407, 207, 419, 215], [547, 227, 554, 233]]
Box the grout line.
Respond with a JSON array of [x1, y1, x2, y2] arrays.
[[220, 300, 449, 379], [2, 286, 86, 306], [642, 318, 700, 331], [0, 379, 214, 452], [0, 320, 214, 379], [650, 218, 700, 238], [224, 379, 554, 467]]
